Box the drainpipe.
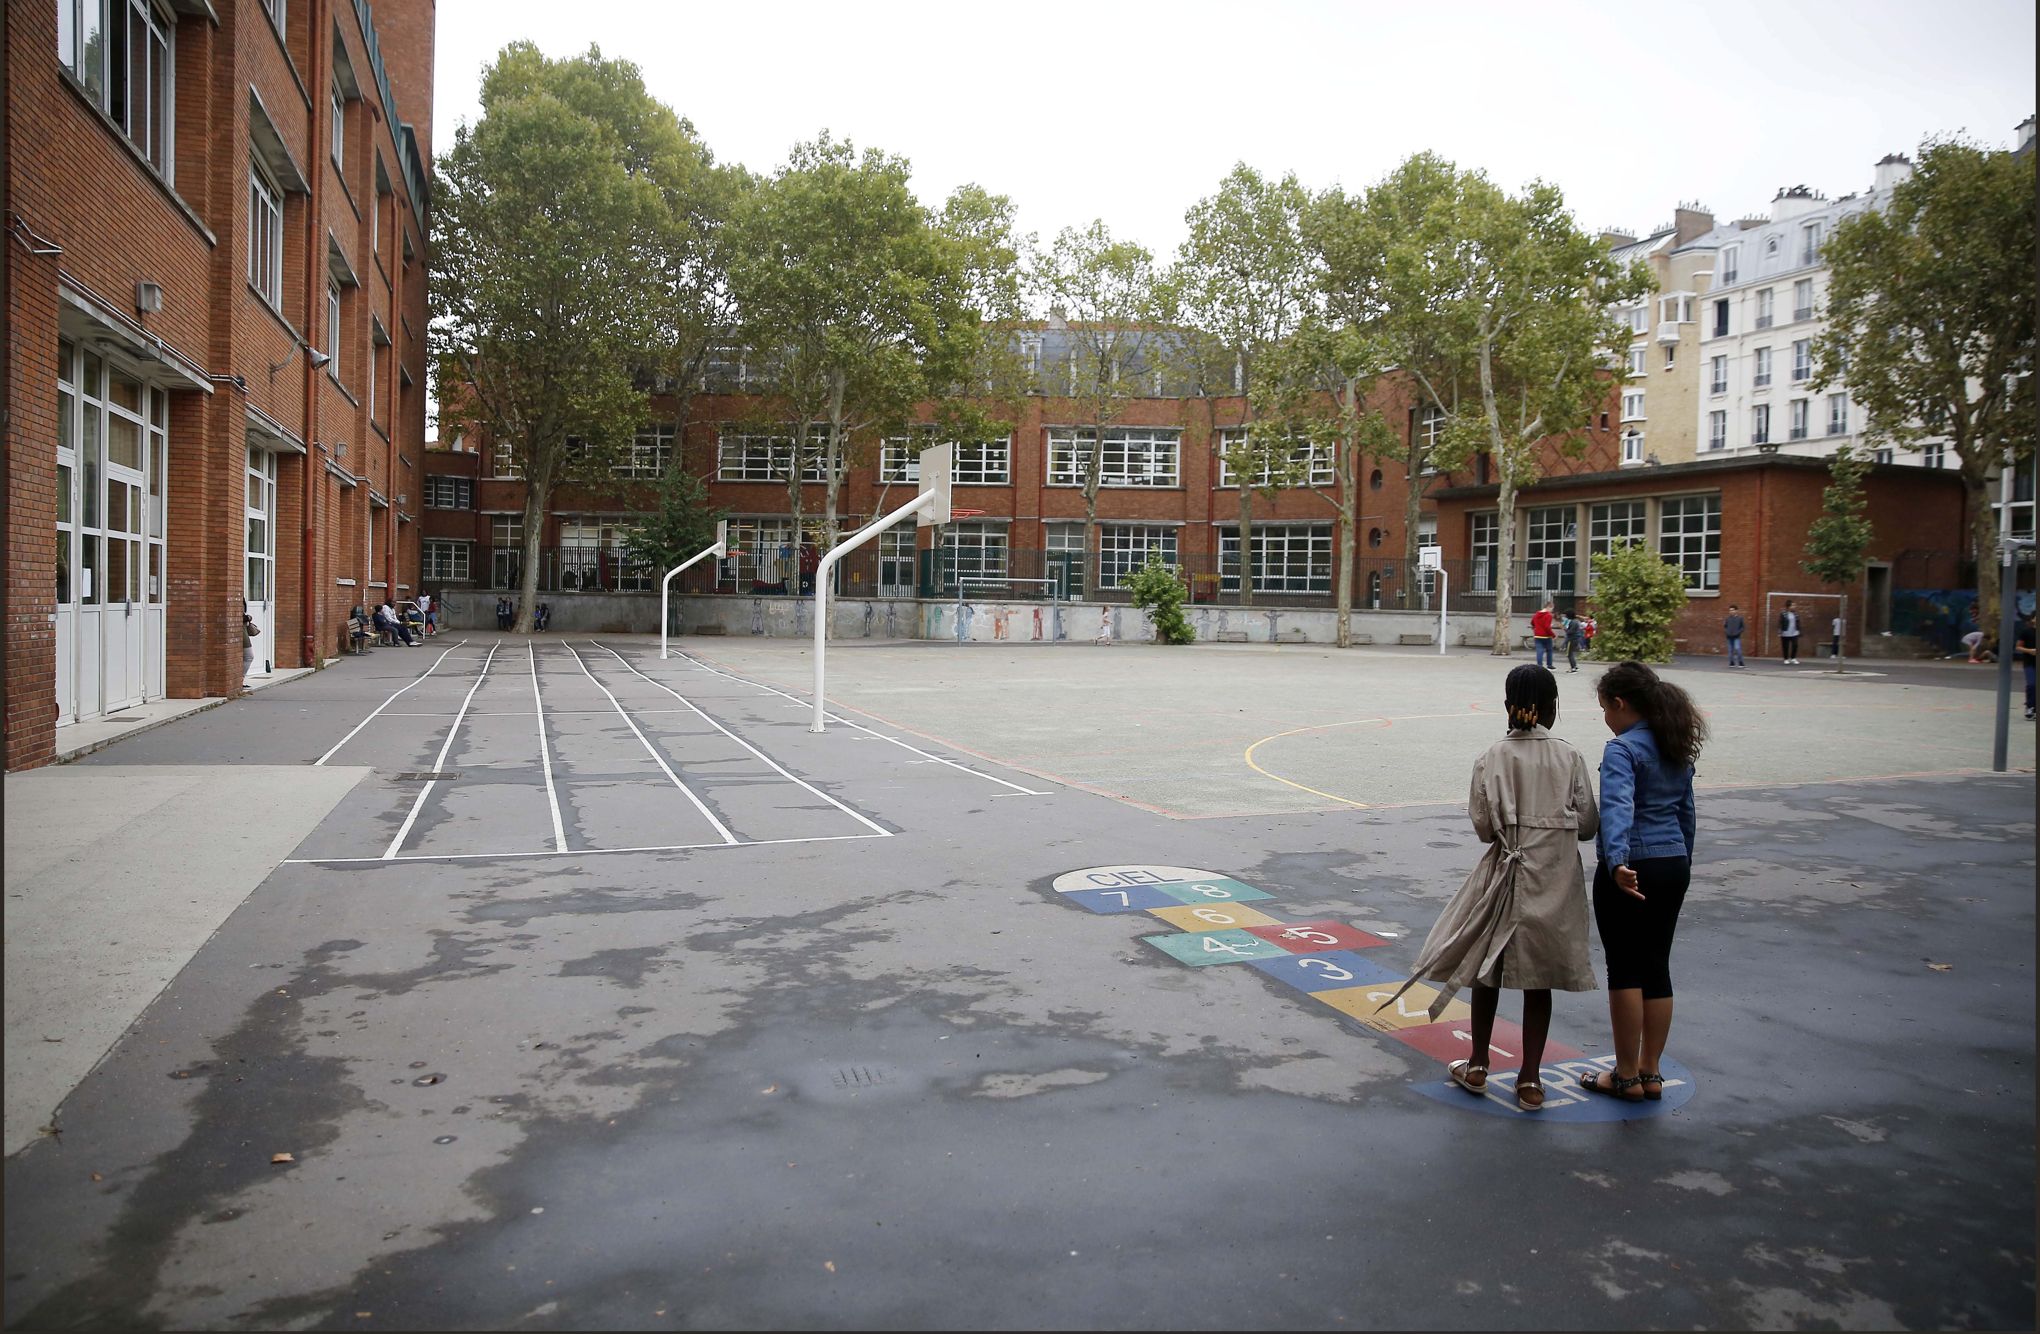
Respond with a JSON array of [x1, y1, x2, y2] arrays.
[[299, 19, 327, 666]]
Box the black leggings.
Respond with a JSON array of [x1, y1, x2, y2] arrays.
[[1592, 856, 1690, 1000]]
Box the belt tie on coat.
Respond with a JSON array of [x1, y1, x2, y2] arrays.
[[1374, 839, 1526, 1020]]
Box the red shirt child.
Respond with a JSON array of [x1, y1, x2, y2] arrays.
[[1531, 607, 1554, 640]]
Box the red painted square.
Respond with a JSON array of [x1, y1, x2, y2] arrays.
[[1390, 1018, 1585, 1067], [1243, 920, 1390, 954]]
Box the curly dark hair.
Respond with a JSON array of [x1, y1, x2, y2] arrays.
[[1595, 660, 1707, 770], [1503, 663, 1558, 733]]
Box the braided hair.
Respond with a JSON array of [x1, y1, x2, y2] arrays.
[[1503, 663, 1559, 733], [1595, 660, 1708, 770]]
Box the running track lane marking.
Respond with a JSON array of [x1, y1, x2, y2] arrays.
[[562, 642, 739, 846], [531, 644, 567, 853], [313, 639, 470, 766], [284, 831, 888, 865], [653, 647, 1051, 797], [587, 642, 892, 838], [383, 643, 499, 860]]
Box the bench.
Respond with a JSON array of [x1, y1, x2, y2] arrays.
[[1346, 633, 1375, 646], [1215, 631, 1248, 643], [690, 625, 728, 636], [1398, 633, 1434, 646]]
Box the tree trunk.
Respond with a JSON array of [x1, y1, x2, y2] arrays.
[[1335, 486, 1356, 650], [1478, 334, 1515, 656], [1968, 467, 2002, 635], [514, 476, 548, 635]]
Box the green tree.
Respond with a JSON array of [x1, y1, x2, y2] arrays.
[[728, 134, 992, 556], [1802, 445, 1874, 673], [1337, 153, 1648, 653], [623, 462, 725, 580], [432, 43, 666, 632], [1589, 538, 1688, 663], [1814, 138, 2037, 631], [1030, 221, 1174, 583], [1125, 552, 1195, 644], [1171, 165, 1318, 606]]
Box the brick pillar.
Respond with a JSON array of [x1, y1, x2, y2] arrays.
[[4, 253, 63, 770]]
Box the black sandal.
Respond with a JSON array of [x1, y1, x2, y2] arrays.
[[1577, 1070, 1644, 1102], [1638, 1071, 1664, 1101]]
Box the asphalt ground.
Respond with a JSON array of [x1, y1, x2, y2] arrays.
[[2, 632, 2033, 1331]]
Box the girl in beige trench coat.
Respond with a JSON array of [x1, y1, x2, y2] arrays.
[[1377, 664, 1598, 1110]]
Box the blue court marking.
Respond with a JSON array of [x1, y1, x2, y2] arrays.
[[1412, 1054, 1697, 1121], [1247, 950, 1403, 993], [1061, 884, 1186, 914], [1143, 931, 1291, 966], [1152, 878, 1276, 906]]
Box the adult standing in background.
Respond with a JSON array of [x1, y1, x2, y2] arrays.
[[1530, 600, 1556, 669], [418, 590, 435, 636], [1722, 604, 1746, 669], [1778, 599, 1802, 665], [1563, 608, 1585, 673], [2016, 608, 2036, 721]]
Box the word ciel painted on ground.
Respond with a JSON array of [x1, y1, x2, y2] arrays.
[[1047, 864, 1695, 1122]]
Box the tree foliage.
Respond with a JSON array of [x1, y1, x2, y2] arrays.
[[432, 44, 675, 631], [623, 463, 724, 579], [1125, 552, 1196, 644], [1802, 445, 1874, 672], [1813, 138, 2036, 628], [1588, 539, 1688, 664]]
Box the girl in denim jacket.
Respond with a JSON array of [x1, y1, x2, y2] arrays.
[[1579, 661, 1707, 1102]]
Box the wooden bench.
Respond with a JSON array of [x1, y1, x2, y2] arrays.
[[1346, 633, 1374, 646], [1215, 631, 1249, 643], [1398, 633, 1434, 646]]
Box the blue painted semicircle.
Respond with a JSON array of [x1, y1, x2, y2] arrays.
[[1412, 1054, 1697, 1122]]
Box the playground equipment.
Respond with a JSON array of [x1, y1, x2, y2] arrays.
[[660, 520, 729, 660], [811, 445, 951, 732]]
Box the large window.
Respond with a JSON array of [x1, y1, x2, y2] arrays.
[[489, 437, 521, 480], [1752, 346, 1772, 389], [489, 514, 523, 587], [614, 424, 675, 479], [1469, 512, 1499, 594], [559, 517, 647, 591], [1523, 506, 1575, 594], [1751, 404, 1771, 445], [60, 0, 175, 177], [1709, 355, 1727, 396], [1621, 390, 1645, 422], [424, 476, 472, 509], [1046, 522, 1086, 599], [1791, 339, 1812, 383], [1793, 278, 1815, 322], [1587, 500, 1646, 588], [1626, 348, 1648, 378], [1800, 221, 1824, 265], [1215, 431, 1334, 488], [941, 521, 1009, 591], [1789, 398, 1810, 441], [1219, 523, 1332, 593], [717, 427, 834, 483], [1658, 495, 1722, 591], [422, 540, 470, 582], [1707, 411, 1727, 452], [879, 433, 1011, 485], [1097, 525, 1178, 589], [1755, 288, 1775, 329], [1048, 428, 1180, 488], [1827, 393, 1849, 436], [248, 159, 284, 307], [1711, 299, 1730, 338]]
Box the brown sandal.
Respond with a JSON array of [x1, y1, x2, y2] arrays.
[[1448, 1060, 1488, 1094]]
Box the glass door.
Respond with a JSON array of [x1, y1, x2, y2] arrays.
[[55, 339, 78, 724], [245, 446, 276, 678], [102, 368, 149, 711]]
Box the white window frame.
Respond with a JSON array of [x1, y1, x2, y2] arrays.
[[1752, 346, 1772, 389], [421, 540, 471, 583], [424, 476, 472, 509], [1522, 506, 1575, 593], [1096, 524, 1179, 589], [1793, 277, 1815, 322], [1719, 247, 1741, 287], [330, 84, 345, 170], [1469, 511, 1499, 594], [489, 437, 522, 480], [1791, 339, 1812, 384], [613, 423, 675, 479], [1587, 500, 1648, 589], [716, 427, 834, 483], [939, 520, 1010, 591], [1827, 393, 1849, 436], [879, 433, 1011, 485], [1707, 410, 1727, 452], [1709, 355, 1728, 396], [1215, 430, 1334, 488], [1621, 428, 1644, 465], [1801, 221, 1824, 266], [1047, 427, 1181, 488], [1658, 494, 1722, 592], [1755, 287, 1775, 329], [1218, 522, 1332, 593], [1752, 404, 1771, 445], [1621, 390, 1646, 422], [248, 156, 284, 308], [1789, 398, 1810, 440], [1626, 348, 1648, 378], [62, 0, 176, 178], [325, 281, 342, 381]]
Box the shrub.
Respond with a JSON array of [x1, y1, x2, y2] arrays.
[[1588, 539, 1688, 663], [1125, 552, 1196, 644]]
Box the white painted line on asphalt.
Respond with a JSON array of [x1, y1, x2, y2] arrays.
[[658, 648, 1051, 797], [313, 639, 470, 766], [589, 641, 892, 839], [530, 644, 567, 854], [562, 641, 739, 846], [382, 643, 499, 860], [282, 830, 889, 865]]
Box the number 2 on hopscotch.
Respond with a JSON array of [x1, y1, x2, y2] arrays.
[[1367, 989, 1428, 1019]]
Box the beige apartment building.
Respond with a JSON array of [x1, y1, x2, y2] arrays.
[[1603, 206, 1719, 466]]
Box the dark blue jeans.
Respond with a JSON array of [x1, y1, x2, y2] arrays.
[[1534, 637, 1554, 668], [1725, 635, 1744, 666]]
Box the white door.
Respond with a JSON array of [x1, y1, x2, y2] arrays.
[[245, 447, 276, 678], [101, 368, 150, 712]]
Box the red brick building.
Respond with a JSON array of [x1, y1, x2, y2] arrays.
[[3, 0, 435, 769], [1429, 453, 1970, 657]]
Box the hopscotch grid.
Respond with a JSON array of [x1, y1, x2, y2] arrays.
[[587, 642, 893, 838], [313, 640, 470, 765], [284, 830, 889, 865], [648, 647, 1050, 796], [382, 643, 499, 859], [560, 642, 740, 846], [530, 644, 568, 853]]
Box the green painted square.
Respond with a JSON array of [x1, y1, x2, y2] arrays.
[[1143, 931, 1290, 967], [1153, 878, 1275, 906]]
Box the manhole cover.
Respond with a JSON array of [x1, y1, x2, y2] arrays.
[[392, 772, 461, 781]]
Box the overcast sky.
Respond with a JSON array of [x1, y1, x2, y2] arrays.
[[430, 0, 2035, 258]]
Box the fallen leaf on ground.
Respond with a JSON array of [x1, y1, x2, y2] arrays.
[[760, 1084, 778, 1095], [270, 1152, 295, 1164], [824, 1261, 836, 1273], [1927, 963, 1953, 972], [90, 1172, 103, 1182]]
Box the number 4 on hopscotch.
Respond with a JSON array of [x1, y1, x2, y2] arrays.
[[1201, 936, 1255, 956]]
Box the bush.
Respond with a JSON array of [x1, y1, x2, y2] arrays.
[[1588, 539, 1688, 663], [1125, 552, 1196, 644]]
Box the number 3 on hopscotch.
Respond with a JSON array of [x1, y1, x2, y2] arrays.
[[1297, 958, 1354, 982]]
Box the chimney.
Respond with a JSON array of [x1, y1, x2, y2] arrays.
[[1770, 185, 1824, 222], [1873, 154, 1914, 194], [1599, 228, 1637, 247], [2018, 115, 2036, 152], [1673, 204, 1714, 244]]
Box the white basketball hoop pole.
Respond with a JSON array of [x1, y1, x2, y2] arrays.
[[661, 519, 727, 660], [812, 445, 950, 733]]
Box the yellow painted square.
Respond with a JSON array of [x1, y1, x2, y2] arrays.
[[1145, 903, 1286, 933], [1314, 981, 1472, 1031]]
